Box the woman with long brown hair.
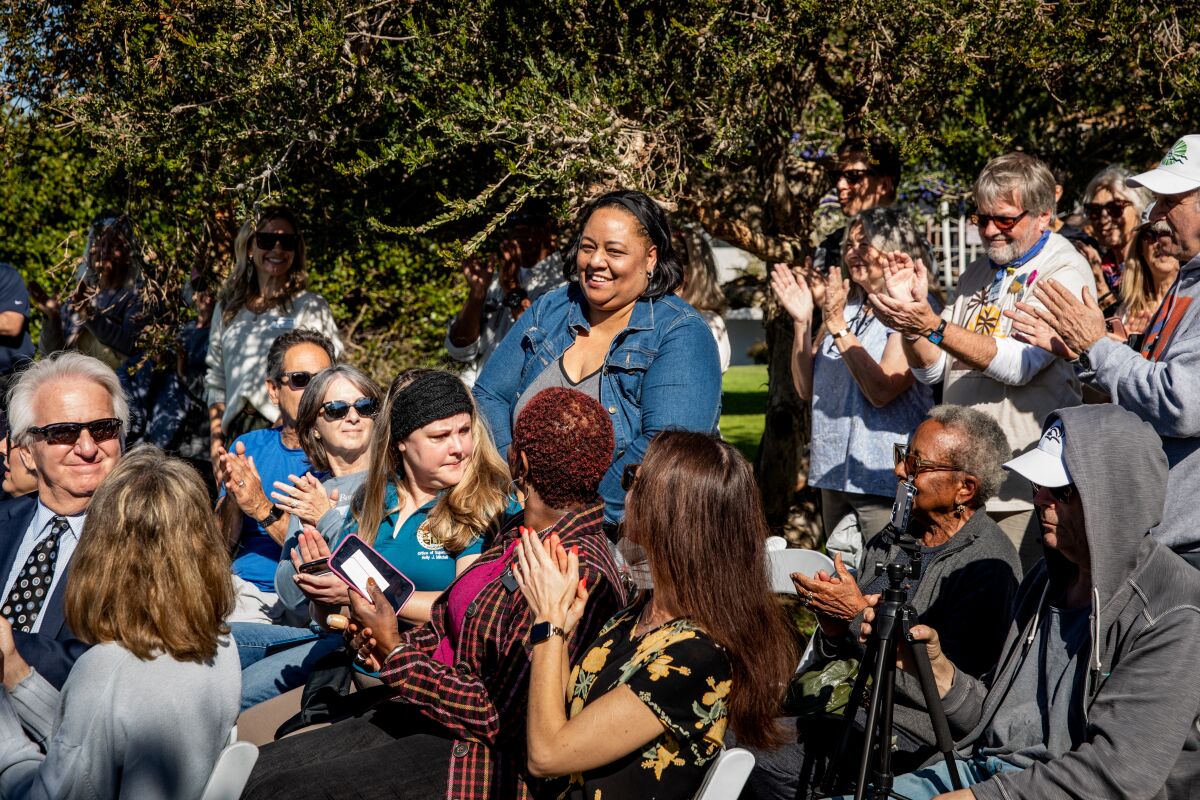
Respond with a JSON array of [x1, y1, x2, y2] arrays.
[[513, 430, 796, 800]]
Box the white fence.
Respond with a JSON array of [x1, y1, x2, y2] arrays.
[[925, 201, 984, 296]]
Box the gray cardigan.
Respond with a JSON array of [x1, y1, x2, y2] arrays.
[[0, 638, 240, 799], [814, 511, 1021, 748]]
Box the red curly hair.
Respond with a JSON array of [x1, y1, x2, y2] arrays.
[[512, 388, 614, 510]]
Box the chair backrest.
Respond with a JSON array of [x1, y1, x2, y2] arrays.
[[767, 547, 835, 594], [693, 747, 756, 800], [198, 732, 259, 800]]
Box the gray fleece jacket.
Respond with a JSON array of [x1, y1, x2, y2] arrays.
[[941, 404, 1200, 800], [1083, 253, 1200, 552]]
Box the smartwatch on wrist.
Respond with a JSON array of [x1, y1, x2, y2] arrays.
[[925, 319, 948, 345], [530, 621, 566, 646], [256, 504, 284, 527]]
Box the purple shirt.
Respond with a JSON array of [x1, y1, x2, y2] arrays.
[[433, 540, 518, 666]]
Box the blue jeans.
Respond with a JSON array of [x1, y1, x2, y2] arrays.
[[830, 755, 1023, 799], [230, 622, 344, 711]]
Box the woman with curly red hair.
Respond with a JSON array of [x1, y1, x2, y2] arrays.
[[243, 387, 628, 800]]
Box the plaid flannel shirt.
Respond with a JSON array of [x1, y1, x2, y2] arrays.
[[380, 503, 627, 800]]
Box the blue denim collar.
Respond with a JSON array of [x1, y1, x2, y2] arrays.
[[564, 281, 656, 334]]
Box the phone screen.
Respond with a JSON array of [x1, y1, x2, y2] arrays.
[[329, 535, 416, 614]]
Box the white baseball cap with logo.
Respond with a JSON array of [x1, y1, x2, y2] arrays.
[[1003, 420, 1072, 488], [1128, 135, 1200, 196]]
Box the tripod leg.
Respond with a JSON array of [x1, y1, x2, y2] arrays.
[[907, 640, 964, 792], [872, 652, 897, 797], [855, 641, 891, 800], [822, 638, 878, 795]]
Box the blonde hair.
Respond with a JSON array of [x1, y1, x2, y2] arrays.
[[1120, 221, 1178, 321], [66, 446, 234, 662], [218, 206, 309, 324], [352, 369, 509, 554]]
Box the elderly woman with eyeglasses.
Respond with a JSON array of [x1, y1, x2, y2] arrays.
[[741, 405, 1022, 800], [1080, 165, 1154, 313], [771, 207, 941, 566]]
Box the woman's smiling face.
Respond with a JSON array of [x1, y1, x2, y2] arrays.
[[576, 205, 656, 315]]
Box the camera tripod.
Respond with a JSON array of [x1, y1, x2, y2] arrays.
[[823, 543, 963, 800]]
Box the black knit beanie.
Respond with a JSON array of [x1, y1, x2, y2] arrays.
[[390, 371, 474, 442]]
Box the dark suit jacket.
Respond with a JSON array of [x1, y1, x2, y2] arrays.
[[0, 494, 90, 688]]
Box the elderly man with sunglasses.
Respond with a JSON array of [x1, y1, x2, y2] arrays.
[[0, 352, 125, 690], [217, 328, 335, 624], [870, 153, 1092, 571], [1005, 135, 1200, 565]]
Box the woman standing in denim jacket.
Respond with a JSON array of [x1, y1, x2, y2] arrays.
[[474, 190, 721, 527]]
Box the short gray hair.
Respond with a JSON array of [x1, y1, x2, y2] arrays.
[[974, 152, 1057, 217], [928, 405, 1010, 506], [6, 352, 130, 446], [1082, 164, 1154, 217], [851, 206, 932, 266]]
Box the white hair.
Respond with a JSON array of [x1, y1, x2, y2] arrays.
[[1083, 164, 1155, 217], [6, 352, 130, 446]]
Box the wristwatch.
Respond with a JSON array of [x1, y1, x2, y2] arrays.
[[256, 504, 284, 527], [530, 621, 567, 646], [925, 319, 948, 345], [830, 327, 852, 340], [1071, 349, 1093, 371]]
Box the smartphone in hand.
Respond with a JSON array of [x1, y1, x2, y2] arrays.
[[328, 535, 416, 615], [297, 557, 330, 576]]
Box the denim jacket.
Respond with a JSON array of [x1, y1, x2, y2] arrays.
[[473, 282, 721, 523]]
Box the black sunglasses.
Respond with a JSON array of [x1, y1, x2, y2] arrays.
[[1083, 200, 1131, 221], [321, 397, 381, 421], [621, 463, 641, 491], [279, 371, 315, 389], [28, 418, 122, 446], [970, 210, 1030, 233], [255, 232, 299, 252], [830, 168, 877, 186], [1032, 482, 1075, 504]]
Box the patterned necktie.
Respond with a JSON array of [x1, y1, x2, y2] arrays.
[[3, 516, 69, 633]]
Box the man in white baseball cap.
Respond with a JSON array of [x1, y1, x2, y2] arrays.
[[1005, 136, 1200, 565]]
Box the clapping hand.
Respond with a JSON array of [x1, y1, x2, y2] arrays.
[[1003, 279, 1105, 359], [792, 553, 873, 636], [272, 473, 338, 527], [869, 254, 940, 337], [463, 254, 497, 297], [347, 579, 401, 668], [882, 251, 929, 303], [822, 267, 851, 334], [769, 263, 814, 326], [218, 441, 271, 518], [511, 527, 590, 635]]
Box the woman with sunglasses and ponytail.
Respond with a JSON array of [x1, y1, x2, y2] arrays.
[[205, 207, 342, 470]]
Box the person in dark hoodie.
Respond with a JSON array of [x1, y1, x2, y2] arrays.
[[853, 404, 1200, 800]]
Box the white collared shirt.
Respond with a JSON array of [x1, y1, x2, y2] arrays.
[[2, 501, 85, 633]]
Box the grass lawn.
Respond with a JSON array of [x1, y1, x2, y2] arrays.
[[721, 364, 769, 462]]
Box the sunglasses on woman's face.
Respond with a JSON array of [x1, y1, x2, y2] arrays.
[[892, 443, 960, 476], [621, 463, 642, 491], [970, 210, 1029, 233], [1083, 200, 1131, 221], [321, 397, 381, 421], [254, 232, 299, 252], [28, 418, 122, 446]]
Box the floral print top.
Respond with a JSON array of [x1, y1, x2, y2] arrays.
[[559, 597, 733, 800]]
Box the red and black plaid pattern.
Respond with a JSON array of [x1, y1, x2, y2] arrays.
[[380, 504, 627, 800]]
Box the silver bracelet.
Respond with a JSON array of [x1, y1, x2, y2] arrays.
[[384, 645, 405, 663]]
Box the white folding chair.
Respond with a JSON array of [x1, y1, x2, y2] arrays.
[[199, 727, 259, 800], [767, 547, 835, 595], [693, 747, 756, 799]]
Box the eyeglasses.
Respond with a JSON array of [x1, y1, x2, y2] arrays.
[[970, 210, 1029, 233], [892, 443, 960, 476], [279, 371, 315, 389], [1083, 200, 1131, 221], [27, 418, 122, 446], [621, 463, 641, 491], [830, 168, 877, 187], [254, 232, 299, 252], [1139, 227, 1174, 244], [321, 397, 381, 421], [1032, 482, 1075, 504]]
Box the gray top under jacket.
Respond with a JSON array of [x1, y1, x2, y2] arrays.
[[0, 638, 241, 799]]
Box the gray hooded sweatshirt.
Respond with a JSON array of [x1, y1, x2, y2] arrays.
[[939, 404, 1200, 800]]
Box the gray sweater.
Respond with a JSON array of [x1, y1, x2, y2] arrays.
[[1082, 254, 1200, 552], [942, 405, 1200, 800], [0, 638, 241, 799]]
